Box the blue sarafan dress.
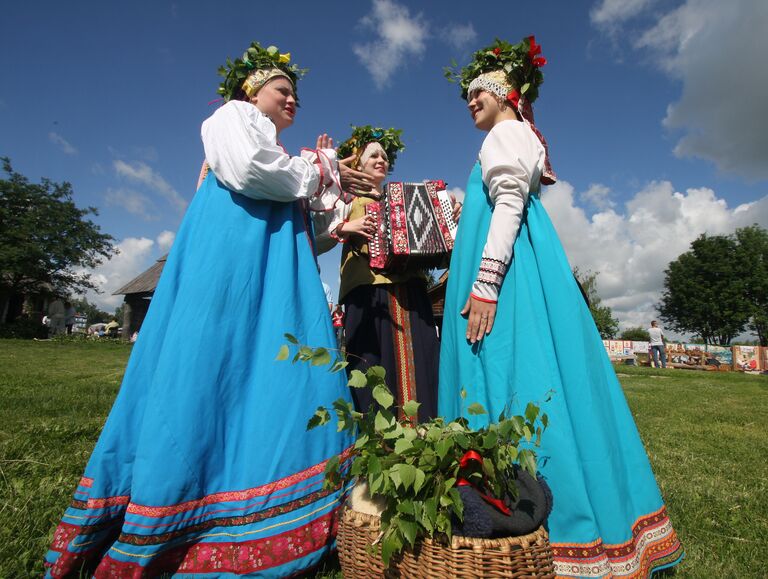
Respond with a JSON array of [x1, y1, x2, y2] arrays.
[[439, 125, 683, 577], [45, 101, 353, 577]]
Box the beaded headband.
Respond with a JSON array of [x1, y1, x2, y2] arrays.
[[466, 71, 513, 103], [242, 68, 291, 98]]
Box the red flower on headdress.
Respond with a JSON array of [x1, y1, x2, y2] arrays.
[[528, 36, 541, 58], [528, 35, 547, 67], [493, 47, 501, 56], [506, 89, 520, 109]]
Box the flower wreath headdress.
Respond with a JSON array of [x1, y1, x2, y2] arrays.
[[445, 36, 556, 184], [216, 41, 307, 102], [336, 125, 405, 173]]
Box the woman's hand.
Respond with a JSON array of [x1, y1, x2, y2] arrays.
[[339, 155, 376, 196], [450, 193, 463, 223], [461, 295, 496, 344], [339, 215, 377, 241], [316, 133, 334, 149]]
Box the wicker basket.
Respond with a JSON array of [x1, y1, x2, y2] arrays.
[[337, 507, 555, 578]]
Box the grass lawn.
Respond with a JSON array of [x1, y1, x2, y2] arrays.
[[1, 339, 766, 578]]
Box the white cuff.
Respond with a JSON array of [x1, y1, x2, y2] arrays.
[[300, 148, 351, 212], [471, 257, 507, 302]]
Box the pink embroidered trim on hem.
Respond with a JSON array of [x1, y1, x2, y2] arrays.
[[125, 446, 353, 518]]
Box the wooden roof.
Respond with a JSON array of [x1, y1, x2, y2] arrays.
[[113, 255, 167, 296]]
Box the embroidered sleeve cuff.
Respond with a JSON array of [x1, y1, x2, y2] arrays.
[[478, 257, 507, 285], [471, 257, 507, 302], [300, 148, 350, 212], [329, 221, 349, 242]]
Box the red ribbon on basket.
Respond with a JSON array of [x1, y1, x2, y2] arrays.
[[456, 450, 512, 515]]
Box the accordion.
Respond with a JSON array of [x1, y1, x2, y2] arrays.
[[366, 180, 458, 271]]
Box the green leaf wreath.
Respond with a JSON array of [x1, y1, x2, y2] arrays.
[[216, 42, 307, 102], [444, 36, 547, 102], [336, 125, 406, 172], [279, 335, 550, 566]]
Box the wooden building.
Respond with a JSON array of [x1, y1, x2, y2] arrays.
[[113, 255, 167, 339], [427, 270, 449, 333], [115, 259, 451, 340]]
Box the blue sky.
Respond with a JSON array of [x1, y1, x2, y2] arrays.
[[2, 0, 767, 337]]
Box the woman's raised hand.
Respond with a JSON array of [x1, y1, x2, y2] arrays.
[[316, 133, 334, 150], [339, 214, 377, 241], [339, 155, 377, 197], [450, 192, 463, 223]]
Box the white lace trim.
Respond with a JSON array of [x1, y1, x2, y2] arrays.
[[467, 72, 511, 102]]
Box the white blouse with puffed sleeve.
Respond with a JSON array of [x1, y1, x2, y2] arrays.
[[470, 120, 545, 303], [201, 100, 344, 211]]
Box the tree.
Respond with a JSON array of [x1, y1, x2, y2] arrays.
[[734, 225, 768, 346], [114, 303, 126, 326], [573, 268, 619, 339], [0, 158, 116, 322], [71, 298, 111, 325], [619, 327, 651, 341], [658, 233, 749, 345]]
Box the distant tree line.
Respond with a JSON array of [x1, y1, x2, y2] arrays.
[[0, 158, 116, 324], [658, 225, 767, 346], [574, 225, 767, 347], [573, 267, 619, 339]]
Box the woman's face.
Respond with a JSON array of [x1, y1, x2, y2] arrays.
[[467, 89, 507, 131], [250, 76, 296, 133], [358, 143, 389, 187]]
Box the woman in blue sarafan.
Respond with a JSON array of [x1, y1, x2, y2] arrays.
[[44, 43, 370, 577], [439, 38, 684, 578]]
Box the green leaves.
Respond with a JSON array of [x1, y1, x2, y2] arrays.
[[336, 125, 406, 172], [274, 345, 289, 361], [402, 399, 420, 418], [374, 411, 393, 432], [348, 369, 367, 389], [310, 347, 331, 366], [445, 36, 547, 103], [394, 438, 413, 454], [519, 448, 537, 476], [306, 407, 330, 430], [435, 437, 453, 460], [277, 334, 551, 569], [216, 41, 306, 103], [372, 384, 394, 409]]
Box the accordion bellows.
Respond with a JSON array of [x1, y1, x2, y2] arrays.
[[367, 181, 458, 271]]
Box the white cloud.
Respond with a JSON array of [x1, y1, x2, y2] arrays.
[[79, 237, 156, 312], [581, 183, 615, 210], [156, 230, 175, 253], [590, 0, 657, 26], [353, 0, 428, 88], [48, 131, 78, 155], [105, 188, 158, 221], [593, 0, 768, 181], [541, 179, 768, 335], [113, 159, 187, 213], [130, 145, 159, 162], [445, 22, 477, 50]]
